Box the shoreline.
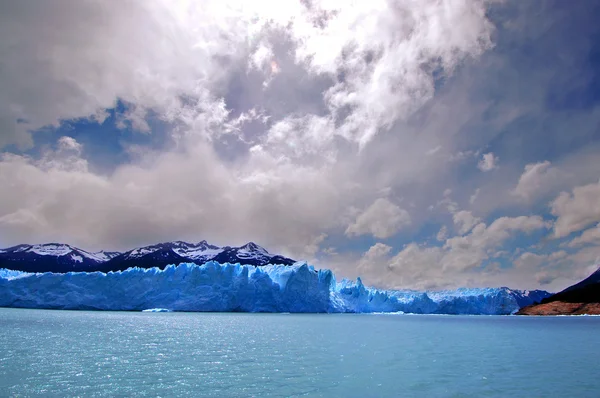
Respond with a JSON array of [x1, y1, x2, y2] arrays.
[[516, 301, 600, 316]]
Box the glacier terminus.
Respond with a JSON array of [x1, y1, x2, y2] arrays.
[[0, 261, 550, 315]]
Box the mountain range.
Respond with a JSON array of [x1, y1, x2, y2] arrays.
[[0, 241, 296, 273]]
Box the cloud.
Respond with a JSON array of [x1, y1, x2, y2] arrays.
[[300, 233, 328, 260], [426, 146, 442, 156], [57, 136, 82, 152], [355, 214, 551, 290], [0, 1, 230, 148], [37, 136, 88, 172], [512, 161, 562, 200], [345, 198, 411, 239], [514, 250, 567, 269], [469, 188, 480, 205], [0, 136, 349, 256], [477, 152, 498, 172], [440, 215, 549, 271], [436, 225, 448, 241], [264, 115, 337, 159], [388, 243, 445, 289], [0, 0, 495, 151], [437, 189, 459, 214], [357, 242, 393, 270], [512, 246, 598, 288], [116, 104, 151, 133], [565, 223, 600, 248], [453, 210, 481, 235], [290, 0, 494, 148], [551, 182, 600, 238]]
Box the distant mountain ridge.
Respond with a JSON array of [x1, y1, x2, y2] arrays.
[[517, 267, 600, 315], [0, 241, 296, 273]]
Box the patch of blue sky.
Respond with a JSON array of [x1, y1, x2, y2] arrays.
[[11, 100, 173, 174]]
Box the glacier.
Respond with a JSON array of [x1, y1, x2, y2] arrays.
[[0, 262, 550, 315]]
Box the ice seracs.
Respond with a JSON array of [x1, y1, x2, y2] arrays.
[[0, 262, 551, 315]]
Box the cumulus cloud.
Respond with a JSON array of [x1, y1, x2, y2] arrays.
[[512, 161, 563, 200], [477, 152, 498, 172], [437, 189, 459, 214], [436, 225, 448, 242], [37, 136, 88, 172], [551, 182, 600, 238], [355, 215, 551, 290], [440, 215, 549, 271], [514, 250, 567, 269], [345, 198, 411, 239], [357, 242, 393, 273], [453, 210, 481, 235], [116, 104, 151, 133], [469, 188, 480, 205], [513, 247, 598, 287], [436, 190, 481, 236], [565, 223, 600, 248]]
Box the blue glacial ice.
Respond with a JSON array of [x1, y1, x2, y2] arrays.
[[0, 262, 550, 315]]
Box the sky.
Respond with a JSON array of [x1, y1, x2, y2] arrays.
[[1, 0, 600, 292]]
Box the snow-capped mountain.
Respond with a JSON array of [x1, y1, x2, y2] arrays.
[[102, 241, 295, 272], [0, 243, 120, 273], [211, 242, 295, 267], [0, 241, 296, 273]]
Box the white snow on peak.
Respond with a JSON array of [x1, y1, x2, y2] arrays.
[[0, 243, 115, 263], [120, 241, 226, 261], [2, 240, 284, 264], [90, 251, 119, 262], [172, 247, 222, 260], [237, 243, 269, 259], [30, 244, 73, 256], [127, 247, 159, 259], [77, 250, 106, 262]]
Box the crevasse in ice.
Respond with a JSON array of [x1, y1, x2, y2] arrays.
[[0, 262, 550, 314]]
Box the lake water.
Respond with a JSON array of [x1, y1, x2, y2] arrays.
[[0, 308, 598, 397]]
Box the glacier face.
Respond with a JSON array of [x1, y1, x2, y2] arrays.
[[0, 262, 550, 315]]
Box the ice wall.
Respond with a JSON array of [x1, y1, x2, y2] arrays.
[[0, 262, 550, 314]]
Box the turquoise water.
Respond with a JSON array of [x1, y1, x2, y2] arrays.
[[0, 309, 598, 397]]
